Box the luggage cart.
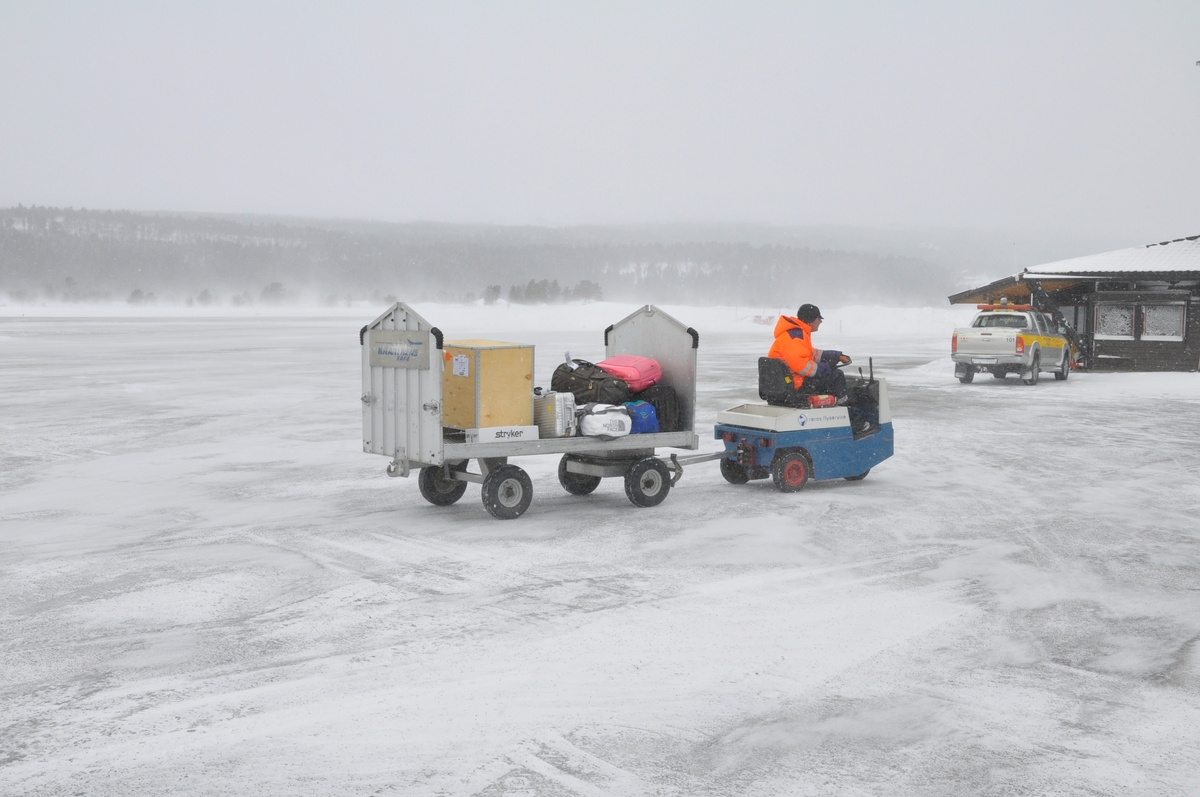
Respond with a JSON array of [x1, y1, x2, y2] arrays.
[[360, 303, 706, 519]]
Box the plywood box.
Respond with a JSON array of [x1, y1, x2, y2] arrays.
[[443, 340, 534, 429]]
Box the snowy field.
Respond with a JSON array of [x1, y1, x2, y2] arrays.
[[3, 302, 1200, 796]]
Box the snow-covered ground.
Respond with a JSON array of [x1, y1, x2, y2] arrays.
[[3, 303, 1199, 796]]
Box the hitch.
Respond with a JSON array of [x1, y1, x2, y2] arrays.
[[667, 453, 684, 486], [386, 453, 410, 478], [735, 442, 756, 467]]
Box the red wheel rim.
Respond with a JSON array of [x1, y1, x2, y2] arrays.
[[783, 459, 807, 486]]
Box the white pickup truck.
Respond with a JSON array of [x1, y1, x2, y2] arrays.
[[952, 304, 1072, 385]]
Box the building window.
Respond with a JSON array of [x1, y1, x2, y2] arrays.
[[1094, 305, 1135, 340], [1141, 304, 1186, 341]]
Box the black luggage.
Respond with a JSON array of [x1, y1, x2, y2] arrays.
[[551, 359, 631, 405], [631, 384, 681, 433]]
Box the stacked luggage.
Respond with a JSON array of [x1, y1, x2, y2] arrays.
[[438, 341, 684, 442], [545, 354, 681, 438]]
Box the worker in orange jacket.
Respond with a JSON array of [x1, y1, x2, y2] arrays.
[[768, 304, 851, 403]]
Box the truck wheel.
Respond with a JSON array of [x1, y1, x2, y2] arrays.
[[624, 458, 671, 507], [720, 457, 750, 485], [991, 369, 1005, 379], [844, 468, 870, 481], [958, 369, 974, 384], [771, 450, 810, 493], [418, 465, 468, 506], [481, 465, 533, 519], [1055, 350, 1070, 380], [1022, 352, 1040, 385], [558, 455, 601, 495]]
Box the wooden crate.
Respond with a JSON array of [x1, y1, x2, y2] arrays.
[[442, 340, 534, 429]]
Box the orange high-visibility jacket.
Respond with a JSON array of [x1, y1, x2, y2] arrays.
[[768, 315, 823, 389]]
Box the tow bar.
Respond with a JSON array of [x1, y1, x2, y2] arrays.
[[664, 450, 727, 486]]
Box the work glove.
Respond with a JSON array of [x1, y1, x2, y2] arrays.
[[815, 361, 832, 378], [838, 354, 852, 365]]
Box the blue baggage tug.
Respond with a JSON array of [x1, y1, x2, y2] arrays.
[[712, 374, 894, 491]]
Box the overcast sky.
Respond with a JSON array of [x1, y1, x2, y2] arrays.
[[2, 2, 1198, 241]]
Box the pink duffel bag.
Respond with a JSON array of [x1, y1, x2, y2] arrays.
[[596, 355, 662, 392]]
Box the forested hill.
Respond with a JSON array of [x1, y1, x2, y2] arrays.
[[1, 206, 956, 306]]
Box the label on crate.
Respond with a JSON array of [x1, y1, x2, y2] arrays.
[[452, 355, 470, 377], [368, 329, 431, 369], [464, 426, 541, 444]]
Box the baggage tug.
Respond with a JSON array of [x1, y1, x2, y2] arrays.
[[713, 373, 894, 491]]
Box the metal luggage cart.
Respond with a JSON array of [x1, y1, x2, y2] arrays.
[[360, 303, 708, 519]]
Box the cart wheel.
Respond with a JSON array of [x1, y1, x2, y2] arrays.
[[720, 457, 750, 485], [624, 458, 671, 507], [481, 464, 533, 519], [418, 465, 468, 506], [771, 450, 810, 493], [991, 369, 1005, 379], [844, 468, 870, 481], [558, 455, 601, 496]]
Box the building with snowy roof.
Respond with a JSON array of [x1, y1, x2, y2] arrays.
[[949, 235, 1200, 371]]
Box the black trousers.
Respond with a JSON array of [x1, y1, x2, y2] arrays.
[[803, 368, 847, 399]]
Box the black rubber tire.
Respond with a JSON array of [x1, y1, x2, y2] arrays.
[[991, 369, 1006, 379], [1022, 352, 1040, 385], [481, 464, 533, 519], [720, 457, 750, 485], [958, 369, 974, 384], [418, 465, 468, 506], [1055, 350, 1070, 381], [624, 458, 671, 507], [844, 468, 870, 481], [771, 450, 810, 493], [557, 455, 601, 496]]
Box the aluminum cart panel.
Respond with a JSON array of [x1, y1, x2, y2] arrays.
[[605, 305, 699, 434], [361, 303, 445, 467]]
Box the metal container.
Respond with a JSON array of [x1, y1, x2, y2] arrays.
[[534, 391, 577, 438]]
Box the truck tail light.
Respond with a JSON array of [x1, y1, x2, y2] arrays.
[[951, 333, 958, 353], [1015, 335, 1025, 354]]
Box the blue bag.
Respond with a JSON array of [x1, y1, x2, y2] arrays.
[[622, 400, 659, 434]]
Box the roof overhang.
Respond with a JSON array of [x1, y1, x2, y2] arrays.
[[947, 274, 1089, 305], [948, 270, 1200, 305]]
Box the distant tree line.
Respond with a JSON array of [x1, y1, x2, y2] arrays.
[[498, 279, 602, 304], [1, 205, 956, 306]]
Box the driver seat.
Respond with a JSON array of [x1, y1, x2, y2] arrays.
[[759, 357, 815, 408]]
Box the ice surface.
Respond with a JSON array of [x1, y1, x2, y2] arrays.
[[2, 304, 1199, 796]]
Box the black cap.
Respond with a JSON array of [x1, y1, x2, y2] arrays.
[[796, 304, 823, 322]]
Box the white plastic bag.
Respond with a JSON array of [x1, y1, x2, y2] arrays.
[[576, 403, 631, 439]]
